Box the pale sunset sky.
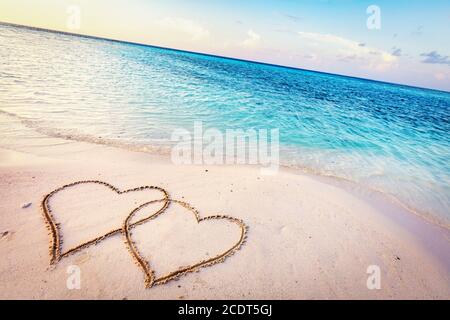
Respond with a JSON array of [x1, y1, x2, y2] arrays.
[[1, 0, 449, 91]]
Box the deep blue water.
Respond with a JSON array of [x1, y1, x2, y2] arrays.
[[0, 24, 449, 225]]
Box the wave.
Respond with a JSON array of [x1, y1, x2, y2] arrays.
[[1, 108, 448, 230], [0, 109, 172, 155]]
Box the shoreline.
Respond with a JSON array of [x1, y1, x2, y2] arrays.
[[0, 138, 449, 299], [1, 109, 448, 230]]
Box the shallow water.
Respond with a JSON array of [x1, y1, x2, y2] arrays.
[[0, 23, 449, 225]]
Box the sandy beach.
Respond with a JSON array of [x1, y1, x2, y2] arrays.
[[1, 1, 450, 305], [0, 137, 449, 300]]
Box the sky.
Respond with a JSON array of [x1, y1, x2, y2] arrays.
[[1, 0, 450, 91]]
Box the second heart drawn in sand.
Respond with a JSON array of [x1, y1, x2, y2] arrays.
[[41, 180, 247, 288]]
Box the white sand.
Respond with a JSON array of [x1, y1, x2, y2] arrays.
[[0, 140, 449, 299]]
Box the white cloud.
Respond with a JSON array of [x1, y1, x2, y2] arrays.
[[241, 29, 261, 48], [434, 72, 449, 81], [296, 31, 397, 70], [156, 17, 210, 41], [303, 53, 317, 60]]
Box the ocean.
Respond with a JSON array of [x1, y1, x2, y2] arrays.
[[1, 23, 449, 226]]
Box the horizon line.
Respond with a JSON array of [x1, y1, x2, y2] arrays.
[[1, 20, 449, 94]]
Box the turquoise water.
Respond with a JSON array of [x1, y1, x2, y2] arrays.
[[1, 24, 449, 225]]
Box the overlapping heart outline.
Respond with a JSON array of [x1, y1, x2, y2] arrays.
[[41, 180, 248, 288]]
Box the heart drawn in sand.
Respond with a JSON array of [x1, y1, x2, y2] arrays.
[[41, 180, 170, 264], [123, 199, 247, 288], [41, 180, 247, 288]]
